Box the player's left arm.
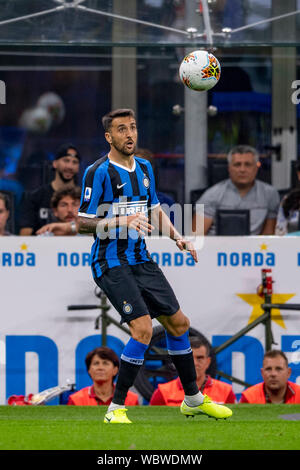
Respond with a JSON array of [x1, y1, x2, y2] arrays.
[[150, 205, 198, 263]]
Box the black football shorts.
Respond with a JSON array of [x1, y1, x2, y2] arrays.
[[95, 260, 180, 324]]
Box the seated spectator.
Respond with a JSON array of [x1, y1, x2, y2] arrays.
[[51, 187, 81, 222], [150, 336, 236, 405], [19, 143, 80, 235], [193, 145, 280, 235], [0, 192, 11, 236], [67, 346, 139, 406], [36, 187, 81, 236], [275, 188, 300, 236], [240, 350, 300, 404]]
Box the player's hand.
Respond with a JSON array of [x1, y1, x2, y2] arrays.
[[125, 214, 154, 236], [36, 222, 72, 236], [176, 239, 198, 263]]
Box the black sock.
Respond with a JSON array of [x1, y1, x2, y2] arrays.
[[170, 351, 199, 396], [165, 330, 199, 396], [112, 359, 142, 405], [112, 337, 149, 405]]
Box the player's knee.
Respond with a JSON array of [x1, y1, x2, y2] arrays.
[[172, 313, 190, 336], [176, 315, 190, 336], [130, 316, 153, 344], [132, 327, 152, 344]]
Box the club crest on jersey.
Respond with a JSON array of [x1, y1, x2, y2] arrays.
[[84, 187, 92, 202], [123, 301, 133, 315], [143, 175, 150, 189]]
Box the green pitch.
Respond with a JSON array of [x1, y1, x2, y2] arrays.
[[0, 405, 300, 450]]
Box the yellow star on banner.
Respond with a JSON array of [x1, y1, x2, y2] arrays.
[[20, 243, 28, 251], [260, 243, 268, 250], [236, 293, 296, 329]]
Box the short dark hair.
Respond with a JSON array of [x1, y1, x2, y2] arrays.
[[263, 349, 288, 367], [189, 336, 210, 356], [0, 192, 10, 211], [102, 108, 136, 132], [85, 347, 120, 373], [51, 187, 81, 209], [54, 143, 80, 161]]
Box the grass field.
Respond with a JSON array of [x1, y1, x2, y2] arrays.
[[0, 405, 300, 451]]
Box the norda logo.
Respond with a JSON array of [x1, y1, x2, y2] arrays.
[[0, 251, 35, 267], [217, 251, 275, 267]]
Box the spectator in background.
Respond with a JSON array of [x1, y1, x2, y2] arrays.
[[51, 186, 81, 224], [36, 186, 81, 236], [150, 336, 236, 406], [275, 188, 300, 236], [193, 145, 280, 235], [0, 192, 11, 236], [67, 347, 139, 406], [240, 350, 300, 404], [19, 143, 80, 235]]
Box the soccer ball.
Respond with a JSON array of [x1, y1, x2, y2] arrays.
[[179, 50, 221, 92]]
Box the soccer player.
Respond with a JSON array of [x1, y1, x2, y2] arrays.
[[45, 108, 232, 423]]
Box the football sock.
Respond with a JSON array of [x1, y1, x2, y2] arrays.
[[165, 330, 204, 404], [184, 392, 204, 407], [110, 337, 148, 407]]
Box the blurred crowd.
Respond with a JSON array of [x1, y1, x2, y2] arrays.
[[0, 142, 300, 237]]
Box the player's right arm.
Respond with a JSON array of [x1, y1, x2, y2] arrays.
[[78, 213, 153, 236], [36, 211, 153, 236]]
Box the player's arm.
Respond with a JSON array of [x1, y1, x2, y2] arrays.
[[36, 214, 153, 236], [150, 205, 198, 263], [78, 214, 153, 236]]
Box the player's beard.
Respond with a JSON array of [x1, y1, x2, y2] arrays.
[[111, 137, 136, 156]]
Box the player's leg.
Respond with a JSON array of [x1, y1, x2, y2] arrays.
[[108, 314, 152, 411], [157, 310, 232, 419], [157, 309, 204, 404], [137, 263, 204, 404], [139, 261, 232, 419], [95, 266, 151, 423]]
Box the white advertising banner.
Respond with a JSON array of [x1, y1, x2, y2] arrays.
[[1, 235, 300, 404]]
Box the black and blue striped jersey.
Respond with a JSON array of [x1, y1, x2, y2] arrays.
[[78, 155, 160, 279]]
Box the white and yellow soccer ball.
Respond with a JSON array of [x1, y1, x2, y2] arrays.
[[179, 50, 221, 92]]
